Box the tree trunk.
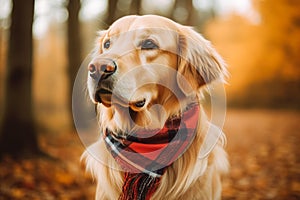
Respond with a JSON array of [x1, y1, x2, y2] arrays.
[[67, 0, 81, 89], [130, 0, 141, 15], [106, 0, 118, 27], [172, 0, 194, 25], [186, 0, 194, 25], [67, 0, 88, 130], [0, 0, 39, 157]]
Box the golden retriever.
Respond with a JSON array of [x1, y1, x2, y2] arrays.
[[82, 15, 229, 200]]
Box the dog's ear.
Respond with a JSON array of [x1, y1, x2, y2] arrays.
[[177, 27, 227, 96]]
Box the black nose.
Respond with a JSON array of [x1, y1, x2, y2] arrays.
[[88, 58, 117, 80]]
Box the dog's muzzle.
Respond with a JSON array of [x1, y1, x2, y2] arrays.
[[88, 58, 148, 109], [88, 58, 117, 106]]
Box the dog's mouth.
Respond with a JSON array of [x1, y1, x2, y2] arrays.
[[94, 88, 147, 110], [94, 88, 113, 107]]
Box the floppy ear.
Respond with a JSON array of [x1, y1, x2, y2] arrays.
[[177, 26, 227, 96]]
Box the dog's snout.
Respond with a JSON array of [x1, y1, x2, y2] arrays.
[[88, 59, 117, 80]]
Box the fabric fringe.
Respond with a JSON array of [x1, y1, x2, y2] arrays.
[[119, 172, 161, 200]]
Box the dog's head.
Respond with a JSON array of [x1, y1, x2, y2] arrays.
[[87, 15, 226, 135]]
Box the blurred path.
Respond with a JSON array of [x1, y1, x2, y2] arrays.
[[223, 109, 300, 200]]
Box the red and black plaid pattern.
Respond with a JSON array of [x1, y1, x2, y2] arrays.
[[104, 104, 199, 199]]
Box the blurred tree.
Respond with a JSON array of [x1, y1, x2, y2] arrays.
[[172, 0, 195, 25], [106, 0, 118, 27], [185, 0, 194, 25], [68, 0, 95, 131], [67, 0, 82, 130], [130, 0, 141, 15], [0, 0, 39, 156], [67, 0, 81, 89]]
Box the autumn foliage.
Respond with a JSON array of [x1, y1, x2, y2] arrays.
[[206, 0, 300, 108]]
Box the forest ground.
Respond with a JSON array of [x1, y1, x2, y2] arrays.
[[0, 109, 299, 199]]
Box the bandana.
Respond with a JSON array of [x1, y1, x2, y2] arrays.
[[104, 104, 199, 200]]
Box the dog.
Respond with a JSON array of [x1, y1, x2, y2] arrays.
[[82, 15, 229, 200]]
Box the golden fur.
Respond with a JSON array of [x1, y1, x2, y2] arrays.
[[82, 15, 229, 200]]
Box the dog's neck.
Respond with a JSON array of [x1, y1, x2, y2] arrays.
[[103, 103, 200, 199], [104, 103, 200, 175]]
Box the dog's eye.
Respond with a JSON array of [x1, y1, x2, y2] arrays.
[[134, 99, 146, 108], [103, 39, 110, 49], [141, 39, 158, 50]]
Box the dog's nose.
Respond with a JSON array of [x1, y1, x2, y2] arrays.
[[88, 59, 117, 80]]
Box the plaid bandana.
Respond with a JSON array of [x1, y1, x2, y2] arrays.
[[104, 104, 199, 200]]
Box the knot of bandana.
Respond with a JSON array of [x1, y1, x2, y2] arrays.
[[104, 104, 199, 200]]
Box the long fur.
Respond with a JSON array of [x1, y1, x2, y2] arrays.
[[82, 15, 229, 200]]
